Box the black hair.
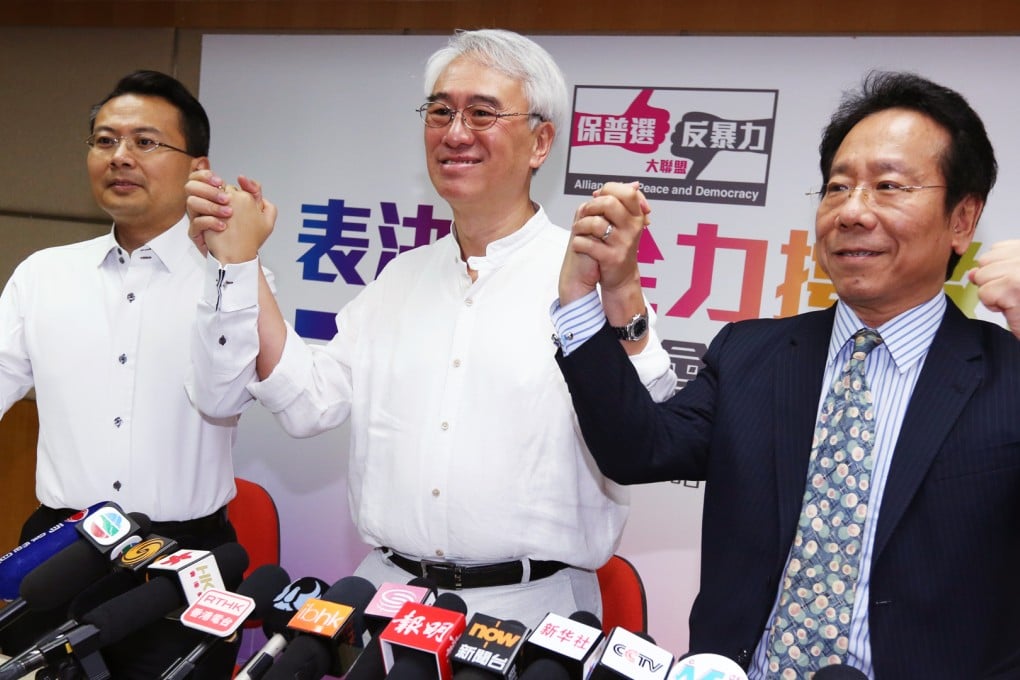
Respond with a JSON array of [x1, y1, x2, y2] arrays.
[[90, 70, 210, 157], [818, 71, 997, 278]]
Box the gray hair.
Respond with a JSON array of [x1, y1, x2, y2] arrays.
[[423, 29, 569, 133]]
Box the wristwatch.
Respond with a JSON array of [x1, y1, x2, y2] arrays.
[[611, 310, 649, 341]]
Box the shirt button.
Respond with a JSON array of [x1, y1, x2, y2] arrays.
[[218, 336, 227, 346], [432, 488, 440, 497], [440, 422, 449, 431], [118, 354, 127, 364], [113, 480, 122, 491], [435, 549, 444, 558], [126, 292, 136, 302], [465, 298, 473, 307], [452, 359, 461, 368], [113, 417, 123, 428]]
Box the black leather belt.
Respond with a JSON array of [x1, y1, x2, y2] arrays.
[[383, 549, 569, 590], [149, 506, 229, 537]]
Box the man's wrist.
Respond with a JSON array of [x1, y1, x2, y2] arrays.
[[550, 291, 604, 356]]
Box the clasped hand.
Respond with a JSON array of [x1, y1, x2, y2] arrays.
[[559, 180, 651, 307], [186, 170, 277, 263]]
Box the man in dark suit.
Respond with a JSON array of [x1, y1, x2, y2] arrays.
[[551, 71, 1020, 678]]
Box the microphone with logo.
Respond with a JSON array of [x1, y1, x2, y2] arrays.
[[379, 592, 468, 680], [667, 653, 748, 680], [0, 541, 248, 680], [587, 628, 674, 680], [342, 577, 438, 680], [160, 563, 292, 680], [449, 613, 529, 679], [63, 530, 184, 620], [0, 508, 150, 634], [234, 575, 332, 680], [0, 501, 114, 601], [519, 611, 605, 679], [261, 575, 379, 680]]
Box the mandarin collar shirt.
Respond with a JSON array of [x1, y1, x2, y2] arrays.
[[192, 206, 675, 567], [0, 217, 238, 521]]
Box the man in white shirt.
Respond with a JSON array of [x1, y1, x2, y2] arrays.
[[0, 70, 240, 678], [185, 29, 675, 627]]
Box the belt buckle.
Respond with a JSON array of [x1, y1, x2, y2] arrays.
[[420, 559, 465, 589]]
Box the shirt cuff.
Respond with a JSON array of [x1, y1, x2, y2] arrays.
[[201, 255, 261, 312], [550, 290, 605, 356]]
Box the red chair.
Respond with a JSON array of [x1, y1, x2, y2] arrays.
[[227, 479, 282, 674], [227, 477, 281, 582], [596, 554, 648, 634]]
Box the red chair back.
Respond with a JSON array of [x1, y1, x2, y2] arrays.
[[596, 554, 648, 634]]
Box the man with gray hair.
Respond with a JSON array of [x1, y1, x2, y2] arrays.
[[185, 29, 674, 625]]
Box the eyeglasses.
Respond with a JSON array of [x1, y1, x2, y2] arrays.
[[808, 182, 946, 209], [85, 133, 192, 156], [417, 102, 543, 131]]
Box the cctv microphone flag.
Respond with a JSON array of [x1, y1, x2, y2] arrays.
[[588, 627, 674, 680], [379, 599, 468, 680]]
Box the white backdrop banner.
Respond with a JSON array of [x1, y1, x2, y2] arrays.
[[199, 33, 1019, 654]]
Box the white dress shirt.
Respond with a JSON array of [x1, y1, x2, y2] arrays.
[[191, 206, 675, 568], [0, 217, 239, 521]]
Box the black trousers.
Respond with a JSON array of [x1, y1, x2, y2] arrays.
[[2, 505, 241, 680]]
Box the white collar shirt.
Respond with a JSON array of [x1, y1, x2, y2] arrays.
[[0, 216, 238, 521]]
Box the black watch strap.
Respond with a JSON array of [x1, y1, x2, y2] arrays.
[[611, 310, 649, 341]]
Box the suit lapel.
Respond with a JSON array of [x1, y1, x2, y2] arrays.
[[773, 308, 835, 550], [872, 302, 984, 558]]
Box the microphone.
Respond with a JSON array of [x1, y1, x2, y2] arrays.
[[62, 532, 182, 621], [379, 592, 468, 680], [667, 653, 748, 680], [519, 658, 572, 680], [343, 577, 439, 680], [261, 575, 379, 680], [234, 575, 331, 680], [0, 542, 248, 680], [365, 578, 439, 635], [0, 501, 110, 600], [160, 563, 291, 680], [0, 510, 151, 633], [450, 614, 529, 679], [520, 611, 605, 679], [147, 544, 240, 605], [588, 627, 674, 679], [812, 665, 869, 679]]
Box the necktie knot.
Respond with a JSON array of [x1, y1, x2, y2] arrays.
[[851, 329, 882, 358]]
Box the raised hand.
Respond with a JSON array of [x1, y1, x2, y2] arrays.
[[969, 239, 1020, 339]]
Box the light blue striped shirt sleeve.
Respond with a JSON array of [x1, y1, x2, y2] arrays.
[[549, 290, 606, 356]]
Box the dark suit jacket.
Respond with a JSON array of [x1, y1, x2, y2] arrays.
[[556, 299, 1020, 678]]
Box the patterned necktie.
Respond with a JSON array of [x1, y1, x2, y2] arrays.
[[766, 328, 883, 678]]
